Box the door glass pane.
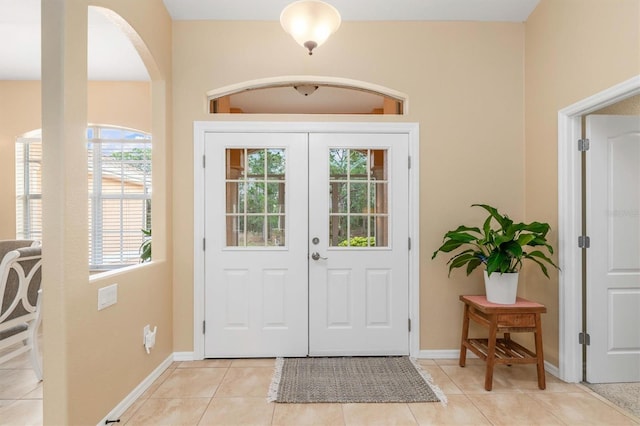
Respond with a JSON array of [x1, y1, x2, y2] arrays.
[[349, 215, 368, 239], [267, 149, 285, 179], [267, 182, 285, 213], [247, 216, 265, 245], [226, 148, 287, 247], [350, 182, 368, 213], [267, 215, 285, 247], [226, 182, 245, 213], [330, 182, 348, 214], [329, 148, 388, 248], [226, 149, 244, 179], [246, 182, 265, 213], [349, 149, 368, 180], [370, 182, 387, 214], [330, 215, 348, 247], [329, 149, 348, 180], [247, 149, 264, 178], [371, 216, 387, 246]]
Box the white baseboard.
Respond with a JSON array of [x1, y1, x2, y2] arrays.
[[544, 360, 560, 378], [173, 351, 195, 362], [96, 354, 173, 426], [417, 349, 561, 379], [417, 349, 478, 359]]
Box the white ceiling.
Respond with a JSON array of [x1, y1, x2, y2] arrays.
[[0, 0, 539, 80], [163, 0, 540, 22]]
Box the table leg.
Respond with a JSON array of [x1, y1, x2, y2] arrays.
[[534, 313, 546, 389], [485, 315, 498, 391], [459, 304, 470, 367], [504, 332, 512, 366]]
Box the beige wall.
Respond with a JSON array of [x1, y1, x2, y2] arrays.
[[41, 1, 172, 424], [0, 82, 41, 239], [524, 0, 640, 365], [0, 81, 151, 240], [172, 21, 525, 352]]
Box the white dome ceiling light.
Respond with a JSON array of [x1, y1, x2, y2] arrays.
[[280, 0, 341, 55]]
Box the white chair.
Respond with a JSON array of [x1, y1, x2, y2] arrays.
[[0, 240, 43, 381]]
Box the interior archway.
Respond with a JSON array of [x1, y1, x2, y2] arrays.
[[207, 76, 408, 115]]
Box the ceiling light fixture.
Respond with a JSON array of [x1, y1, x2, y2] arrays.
[[294, 85, 319, 96], [280, 0, 341, 55]]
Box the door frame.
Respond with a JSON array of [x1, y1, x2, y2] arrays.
[[557, 75, 640, 382], [192, 121, 420, 360]]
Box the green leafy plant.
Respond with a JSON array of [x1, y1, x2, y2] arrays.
[[432, 204, 558, 277], [139, 228, 152, 263], [338, 236, 376, 247]]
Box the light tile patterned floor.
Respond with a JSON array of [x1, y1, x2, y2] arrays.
[[1, 352, 639, 425]]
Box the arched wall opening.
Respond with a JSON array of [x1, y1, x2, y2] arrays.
[[206, 76, 408, 115], [41, 2, 173, 424]]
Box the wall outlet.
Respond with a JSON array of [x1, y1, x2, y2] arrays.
[[97, 284, 118, 310]]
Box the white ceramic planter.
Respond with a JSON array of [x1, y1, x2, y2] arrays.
[[483, 271, 518, 304]]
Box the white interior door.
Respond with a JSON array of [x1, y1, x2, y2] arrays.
[[586, 114, 640, 383], [204, 132, 309, 357], [308, 133, 410, 356]]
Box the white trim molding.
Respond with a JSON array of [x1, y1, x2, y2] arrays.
[[96, 354, 174, 426], [193, 121, 420, 359], [173, 352, 195, 362], [417, 350, 560, 379], [418, 349, 477, 359], [557, 75, 640, 383]]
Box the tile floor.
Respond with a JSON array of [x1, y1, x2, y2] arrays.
[[1, 352, 639, 426]]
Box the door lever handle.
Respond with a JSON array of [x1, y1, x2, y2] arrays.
[[311, 252, 328, 261]]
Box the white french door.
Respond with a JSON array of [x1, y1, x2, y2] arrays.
[[308, 133, 409, 355], [204, 133, 309, 357], [203, 130, 410, 358], [585, 114, 640, 383]]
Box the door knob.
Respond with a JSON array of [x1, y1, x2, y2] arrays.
[[311, 252, 327, 261]]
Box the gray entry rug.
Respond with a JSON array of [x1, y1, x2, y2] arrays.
[[268, 356, 446, 404], [584, 382, 640, 418]]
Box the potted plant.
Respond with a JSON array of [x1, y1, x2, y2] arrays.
[[431, 204, 558, 304]]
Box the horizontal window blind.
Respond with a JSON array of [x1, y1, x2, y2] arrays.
[[16, 126, 152, 270]]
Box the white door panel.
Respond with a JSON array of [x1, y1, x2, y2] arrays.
[[204, 132, 309, 357], [586, 115, 640, 383], [308, 133, 409, 355]]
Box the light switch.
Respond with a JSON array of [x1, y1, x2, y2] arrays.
[[98, 283, 118, 310]]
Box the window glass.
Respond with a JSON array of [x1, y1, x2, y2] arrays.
[[16, 126, 152, 270], [329, 148, 388, 248], [225, 148, 286, 247]]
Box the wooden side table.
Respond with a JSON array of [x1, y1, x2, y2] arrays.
[[459, 295, 547, 391]]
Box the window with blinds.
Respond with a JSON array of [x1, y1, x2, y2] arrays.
[[15, 133, 42, 242], [16, 126, 152, 270]]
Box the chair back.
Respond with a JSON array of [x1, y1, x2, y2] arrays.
[[0, 240, 42, 339]]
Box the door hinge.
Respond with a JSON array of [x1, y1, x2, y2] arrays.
[[202, 320, 206, 334], [203, 238, 206, 251], [578, 235, 590, 248], [578, 138, 590, 152], [578, 332, 590, 345], [408, 318, 411, 332], [408, 156, 412, 169], [408, 237, 411, 250], [203, 155, 206, 168]]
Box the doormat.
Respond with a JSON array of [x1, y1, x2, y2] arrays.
[[268, 356, 447, 404]]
